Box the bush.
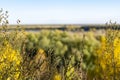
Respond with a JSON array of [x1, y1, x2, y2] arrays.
[[94, 22, 120, 80], [25, 30, 100, 79], [0, 41, 21, 79]]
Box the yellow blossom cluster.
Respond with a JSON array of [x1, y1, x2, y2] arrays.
[[0, 41, 21, 80], [95, 36, 120, 79]]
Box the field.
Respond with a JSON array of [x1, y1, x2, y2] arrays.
[[0, 23, 120, 80], [1, 10, 120, 80]]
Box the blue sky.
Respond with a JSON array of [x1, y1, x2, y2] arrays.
[[0, 0, 120, 24]]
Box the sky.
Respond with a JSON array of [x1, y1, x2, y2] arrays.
[[0, 0, 120, 24]]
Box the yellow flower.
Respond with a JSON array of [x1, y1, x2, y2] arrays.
[[0, 41, 21, 79], [53, 72, 61, 80], [95, 36, 120, 79]]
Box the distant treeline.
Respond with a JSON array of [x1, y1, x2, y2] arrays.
[[0, 24, 120, 31]]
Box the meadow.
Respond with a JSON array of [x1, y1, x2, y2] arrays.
[[1, 10, 120, 80]]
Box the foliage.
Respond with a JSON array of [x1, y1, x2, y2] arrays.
[[0, 41, 21, 80], [2, 8, 120, 80], [94, 22, 120, 80], [0, 9, 26, 80], [25, 30, 100, 79]]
